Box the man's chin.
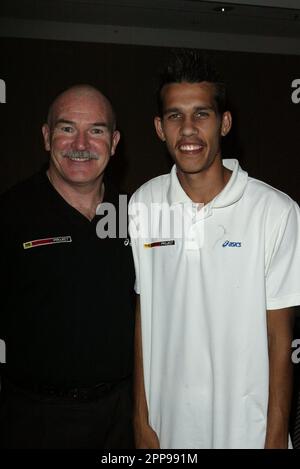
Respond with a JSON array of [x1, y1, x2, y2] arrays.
[[61, 166, 106, 185], [57, 171, 101, 187], [175, 161, 208, 175]]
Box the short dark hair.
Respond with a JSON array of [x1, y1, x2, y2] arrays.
[[156, 49, 227, 117]]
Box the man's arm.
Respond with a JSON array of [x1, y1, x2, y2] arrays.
[[133, 296, 160, 449], [265, 307, 295, 448]]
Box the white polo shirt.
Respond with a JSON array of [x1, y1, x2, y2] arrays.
[[129, 159, 300, 449]]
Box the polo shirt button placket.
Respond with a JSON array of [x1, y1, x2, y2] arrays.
[[192, 203, 198, 223]]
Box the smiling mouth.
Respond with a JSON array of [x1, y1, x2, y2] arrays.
[[63, 151, 99, 161], [179, 144, 203, 151], [178, 143, 206, 153], [67, 157, 92, 162]]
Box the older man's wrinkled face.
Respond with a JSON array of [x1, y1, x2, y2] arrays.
[[42, 90, 120, 186]]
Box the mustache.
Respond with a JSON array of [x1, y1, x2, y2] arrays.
[[177, 138, 206, 147], [63, 150, 100, 160]]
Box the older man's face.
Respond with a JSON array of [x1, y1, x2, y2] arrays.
[[42, 90, 120, 187]]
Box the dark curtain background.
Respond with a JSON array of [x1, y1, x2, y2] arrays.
[[1, 37, 300, 446], [1, 38, 300, 201]]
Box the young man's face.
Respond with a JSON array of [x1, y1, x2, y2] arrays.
[[42, 90, 120, 187], [154, 82, 231, 178]]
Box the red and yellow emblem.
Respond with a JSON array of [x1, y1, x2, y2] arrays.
[[23, 236, 72, 249]]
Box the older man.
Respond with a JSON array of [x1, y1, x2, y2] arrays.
[[0, 85, 135, 448]]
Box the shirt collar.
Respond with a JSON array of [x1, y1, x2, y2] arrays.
[[167, 159, 248, 208]]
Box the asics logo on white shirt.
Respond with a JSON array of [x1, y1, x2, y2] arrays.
[[222, 240, 242, 247]]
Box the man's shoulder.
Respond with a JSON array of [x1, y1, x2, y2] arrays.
[[246, 176, 297, 213], [0, 170, 46, 212], [130, 172, 171, 204]]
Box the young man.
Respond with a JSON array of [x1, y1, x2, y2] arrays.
[[129, 50, 300, 449], [0, 85, 135, 448]]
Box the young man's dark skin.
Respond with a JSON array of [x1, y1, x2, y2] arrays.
[[134, 79, 294, 449]]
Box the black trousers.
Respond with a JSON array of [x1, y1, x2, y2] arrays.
[[0, 377, 134, 449]]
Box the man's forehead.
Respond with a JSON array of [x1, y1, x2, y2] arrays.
[[47, 86, 115, 129], [52, 95, 111, 122], [54, 92, 106, 111], [53, 117, 110, 129], [161, 82, 217, 110]]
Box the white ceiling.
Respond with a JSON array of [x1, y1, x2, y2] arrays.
[[1, 0, 300, 55]]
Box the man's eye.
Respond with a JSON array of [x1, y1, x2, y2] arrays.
[[91, 128, 104, 134], [61, 126, 73, 133], [196, 111, 209, 118], [168, 113, 181, 120]]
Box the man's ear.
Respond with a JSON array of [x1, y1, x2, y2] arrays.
[[221, 111, 232, 137], [42, 124, 51, 151], [154, 116, 166, 142], [110, 130, 121, 156]]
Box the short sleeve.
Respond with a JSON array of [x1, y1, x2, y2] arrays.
[[266, 201, 300, 310]]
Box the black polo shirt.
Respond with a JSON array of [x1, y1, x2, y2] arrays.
[[0, 168, 135, 387]]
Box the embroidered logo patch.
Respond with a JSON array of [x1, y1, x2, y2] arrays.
[[23, 236, 72, 250], [144, 240, 175, 249]]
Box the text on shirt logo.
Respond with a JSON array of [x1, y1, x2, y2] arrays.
[[23, 236, 72, 249], [222, 240, 242, 248], [144, 240, 175, 248]]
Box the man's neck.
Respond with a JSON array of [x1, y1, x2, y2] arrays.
[[177, 158, 232, 205], [47, 168, 104, 221]]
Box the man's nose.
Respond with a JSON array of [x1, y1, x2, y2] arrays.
[[180, 117, 198, 137], [73, 131, 89, 150]]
